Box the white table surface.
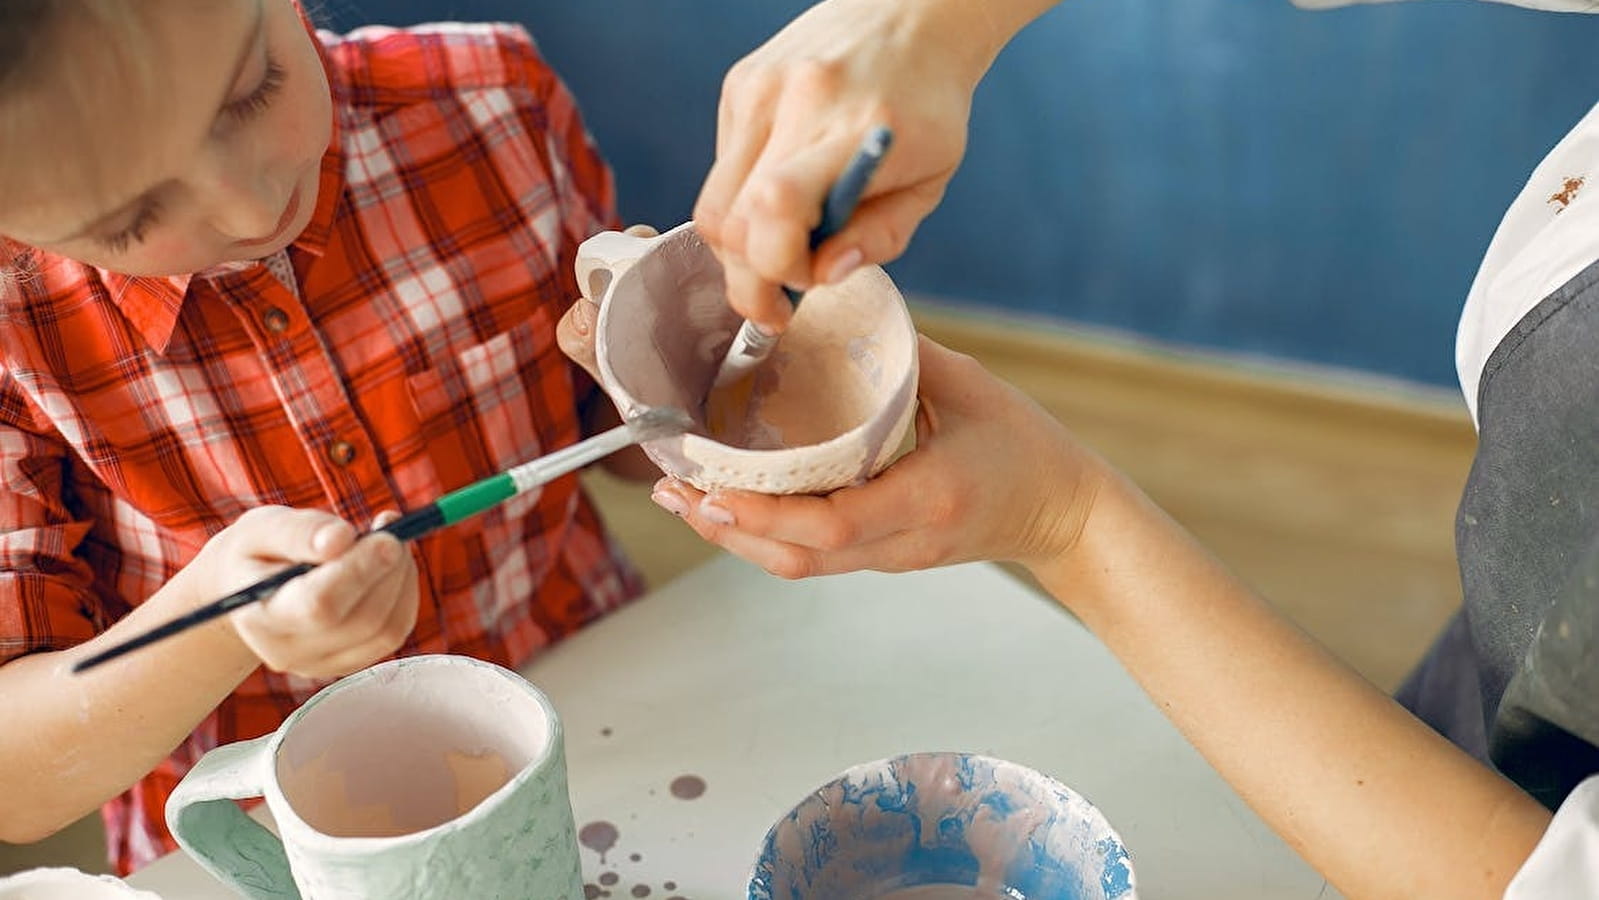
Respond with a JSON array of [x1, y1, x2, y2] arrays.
[[129, 555, 1340, 899]]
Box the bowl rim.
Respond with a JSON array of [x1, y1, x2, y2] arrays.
[[593, 224, 920, 459], [745, 750, 1137, 899]]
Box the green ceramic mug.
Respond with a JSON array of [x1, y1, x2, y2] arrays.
[[166, 655, 583, 899]]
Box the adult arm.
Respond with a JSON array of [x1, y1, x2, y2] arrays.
[[695, 0, 1061, 331], [652, 337, 1552, 899]]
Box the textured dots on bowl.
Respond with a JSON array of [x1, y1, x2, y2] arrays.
[[582, 224, 917, 497]]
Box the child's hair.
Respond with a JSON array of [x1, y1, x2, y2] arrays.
[[0, 2, 53, 86], [0, 1, 153, 293], [1, 1, 48, 286]]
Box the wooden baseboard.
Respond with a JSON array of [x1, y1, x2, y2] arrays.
[[904, 299, 1471, 691]]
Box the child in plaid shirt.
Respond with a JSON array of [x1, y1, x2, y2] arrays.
[[0, 0, 652, 873]]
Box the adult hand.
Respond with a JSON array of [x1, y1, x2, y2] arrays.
[[694, 0, 1007, 333], [557, 223, 660, 383], [649, 335, 1110, 578], [181, 506, 419, 679]]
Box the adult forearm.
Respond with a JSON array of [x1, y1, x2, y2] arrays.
[[0, 576, 258, 842], [914, 0, 1063, 86], [1032, 476, 1550, 900]]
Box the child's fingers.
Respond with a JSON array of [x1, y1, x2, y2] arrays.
[[302, 557, 419, 678], [335, 541, 413, 642], [235, 506, 356, 564], [263, 531, 406, 629]]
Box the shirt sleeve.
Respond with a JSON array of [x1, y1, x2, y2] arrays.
[[498, 26, 622, 414], [0, 372, 101, 665], [495, 27, 621, 243], [1503, 775, 1599, 899]]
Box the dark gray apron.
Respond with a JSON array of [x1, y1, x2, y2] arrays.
[[1398, 255, 1599, 808]]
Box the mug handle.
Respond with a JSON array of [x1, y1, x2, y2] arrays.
[[575, 229, 659, 305], [165, 735, 299, 900]]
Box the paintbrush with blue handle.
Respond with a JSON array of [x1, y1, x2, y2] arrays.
[[71, 407, 693, 674], [709, 125, 894, 390]]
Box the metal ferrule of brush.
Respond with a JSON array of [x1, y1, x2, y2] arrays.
[[734, 320, 780, 357]]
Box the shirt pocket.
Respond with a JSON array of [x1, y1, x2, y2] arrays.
[[402, 305, 581, 526]]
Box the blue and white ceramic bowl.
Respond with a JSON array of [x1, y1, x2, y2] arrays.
[[748, 752, 1136, 900]]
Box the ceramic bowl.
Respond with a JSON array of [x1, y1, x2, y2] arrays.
[[577, 223, 919, 495], [0, 868, 162, 899], [747, 752, 1137, 900]]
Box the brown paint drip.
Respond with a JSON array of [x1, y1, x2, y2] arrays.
[[629, 852, 643, 862], [669, 774, 706, 800], [579, 820, 619, 862], [1550, 175, 1586, 213], [599, 872, 620, 886], [631, 886, 651, 898], [584, 886, 603, 900]]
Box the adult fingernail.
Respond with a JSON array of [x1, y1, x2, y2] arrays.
[[699, 498, 735, 526], [652, 490, 688, 518], [823, 248, 863, 285]]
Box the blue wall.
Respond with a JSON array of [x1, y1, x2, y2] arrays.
[[328, 1, 1599, 386]]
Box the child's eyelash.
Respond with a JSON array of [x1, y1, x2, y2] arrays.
[[222, 56, 286, 124], [101, 203, 162, 254]]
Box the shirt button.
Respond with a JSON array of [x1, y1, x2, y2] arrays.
[[327, 440, 357, 466], [262, 307, 291, 334]]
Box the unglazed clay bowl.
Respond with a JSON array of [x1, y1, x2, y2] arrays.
[[747, 752, 1136, 900], [577, 223, 918, 495], [0, 868, 162, 899]]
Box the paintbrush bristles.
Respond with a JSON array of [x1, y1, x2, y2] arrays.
[[628, 406, 694, 442]]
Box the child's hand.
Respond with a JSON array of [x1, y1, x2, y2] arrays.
[[182, 507, 419, 679], [557, 223, 659, 383], [649, 335, 1111, 578]]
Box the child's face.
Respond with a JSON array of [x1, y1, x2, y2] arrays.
[[0, 0, 331, 276]]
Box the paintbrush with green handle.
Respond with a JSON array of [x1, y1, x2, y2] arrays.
[[72, 406, 693, 674]]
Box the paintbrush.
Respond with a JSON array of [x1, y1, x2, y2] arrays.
[[71, 407, 694, 674], [709, 125, 894, 391]]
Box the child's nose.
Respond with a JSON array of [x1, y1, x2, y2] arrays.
[[203, 175, 294, 243]]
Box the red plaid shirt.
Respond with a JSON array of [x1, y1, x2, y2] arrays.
[[0, 22, 639, 874]]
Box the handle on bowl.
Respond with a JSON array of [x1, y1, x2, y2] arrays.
[[576, 229, 659, 306], [165, 735, 299, 900]]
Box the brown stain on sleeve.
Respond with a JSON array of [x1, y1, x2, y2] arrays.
[[1549, 175, 1586, 213]]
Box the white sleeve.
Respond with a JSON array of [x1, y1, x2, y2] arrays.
[[1293, 0, 1599, 11], [1504, 776, 1599, 899]]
